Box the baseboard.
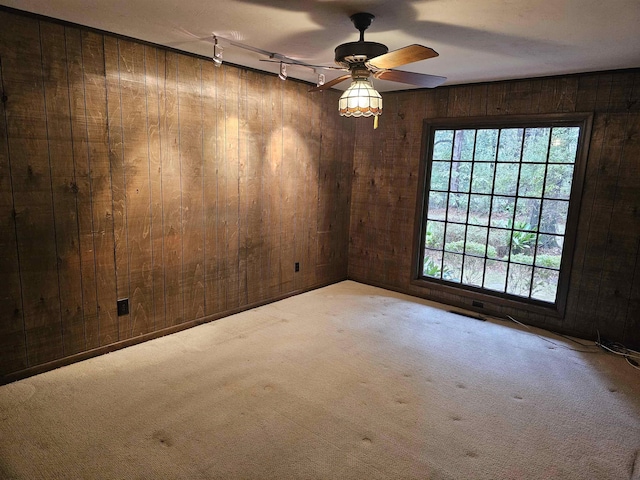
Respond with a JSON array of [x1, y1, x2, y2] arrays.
[[1, 279, 343, 385]]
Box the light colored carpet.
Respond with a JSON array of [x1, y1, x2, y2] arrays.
[[1, 281, 639, 479]]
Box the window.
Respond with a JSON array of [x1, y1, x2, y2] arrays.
[[414, 114, 592, 316]]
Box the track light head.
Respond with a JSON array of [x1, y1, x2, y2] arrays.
[[213, 35, 223, 67], [278, 62, 287, 81]]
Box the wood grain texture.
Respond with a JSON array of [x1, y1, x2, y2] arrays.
[[266, 75, 283, 297], [244, 70, 265, 304], [212, 62, 227, 314], [119, 38, 153, 339], [38, 22, 84, 358], [178, 55, 204, 322], [223, 66, 240, 310], [146, 45, 165, 332], [161, 50, 184, 328], [201, 60, 218, 314], [65, 26, 99, 352], [280, 79, 297, 293], [0, 9, 353, 379], [0, 11, 27, 373], [302, 81, 320, 289], [82, 30, 117, 347], [104, 35, 130, 339], [3, 14, 63, 366], [238, 69, 249, 307], [350, 70, 640, 347]]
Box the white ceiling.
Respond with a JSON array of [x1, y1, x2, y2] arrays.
[[3, 0, 640, 92]]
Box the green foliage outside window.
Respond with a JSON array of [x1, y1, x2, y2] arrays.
[[421, 121, 584, 306]]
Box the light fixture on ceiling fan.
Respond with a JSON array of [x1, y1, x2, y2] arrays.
[[337, 66, 382, 118]]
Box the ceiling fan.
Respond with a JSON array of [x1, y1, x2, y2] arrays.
[[308, 12, 447, 93], [259, 12, 445, 125]]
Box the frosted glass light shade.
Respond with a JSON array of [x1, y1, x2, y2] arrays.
[[338, 78, 382, 117]]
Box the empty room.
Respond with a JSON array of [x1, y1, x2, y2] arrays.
[[0, 1, 639, 478]]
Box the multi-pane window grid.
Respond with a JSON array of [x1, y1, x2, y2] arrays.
[[421, 126, 580, 304]]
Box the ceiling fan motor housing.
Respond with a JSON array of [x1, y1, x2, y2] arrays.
[[334, 41, 388, 66]]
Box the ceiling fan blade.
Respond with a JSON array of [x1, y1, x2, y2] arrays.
[[308, 74, 352, 92], [368, 44, 439, 70], [374, 70, 447, 88]]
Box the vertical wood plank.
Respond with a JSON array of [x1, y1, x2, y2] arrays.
[[565, 77, 612, 332], [336, 92, 355, 282], [202, 60, 218, 315], [104, 36, 129, 340], [621, 77, 640, 346], [434, 88, 449, 117], [0, 11, 28, 372], [224, 66, 240, 308], [468, 84, 488, 117], [178, 55, 204, 321], [38, 22, 83, 358], [118, 39, 153, 338], [146, 45, 165, 331], [348, 91, 375, 281], [65, 26, 99, 351], [391, 90, 425, 283], [238, 68, 249, 306], [266, 74, 282, 296], [558, 77, 578, 112], [244, 70, 264, 304], [574, 74, 599, 112], [280, 79, 297, 292], [608, 72, 636, 113], [378, 93, 399, 285], [506, 79, 533, 115], [82, 30, 118, 347], [295, 81, 311, 290], [213, 62, 227, 313], [161, 51, 184, 326], [5, 15, 63, 366], [307, 87, 322, 287], [448, 85, 472, 117], [592, 75, 637, 340], [574, 111, 625, 334], [536, 77, 559, 113], [486, 82, 507, 115], [317, 89, 341, 283]]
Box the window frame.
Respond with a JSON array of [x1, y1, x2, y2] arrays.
[[411, 113, 593, 318]]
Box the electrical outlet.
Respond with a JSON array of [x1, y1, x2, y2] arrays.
[[294, 262, 300, 272], [117, 299, 129, 316]]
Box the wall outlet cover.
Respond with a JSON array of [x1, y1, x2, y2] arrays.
[[117, 299, 129, 316]]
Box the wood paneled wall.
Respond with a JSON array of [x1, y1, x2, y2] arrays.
[[350, 71, 640, 347], [0, 9, 354, 380]]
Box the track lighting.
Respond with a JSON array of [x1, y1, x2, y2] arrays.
[[210, 35, 324, 82], [278, 62, 287, 81], [212, 35, 223, 67]]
